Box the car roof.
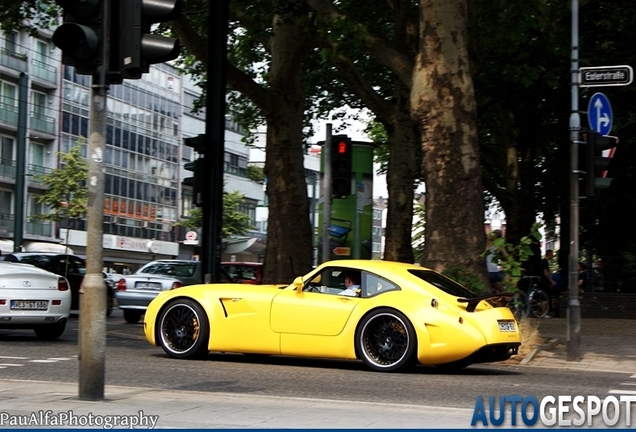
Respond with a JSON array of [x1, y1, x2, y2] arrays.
[[4, 252, 79, 257]]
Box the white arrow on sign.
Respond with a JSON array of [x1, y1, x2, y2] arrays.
[[594, 98, 611, 132]]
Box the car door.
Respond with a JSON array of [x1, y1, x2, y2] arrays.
[[270, 267, 361, 336], [51, 255, 85, 310]]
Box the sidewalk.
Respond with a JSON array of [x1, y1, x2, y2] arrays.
[[1, 318, 634, 429], [516, 317, 636, 373], [0, 379, 474, 429]]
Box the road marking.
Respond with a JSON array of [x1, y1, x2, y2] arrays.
[[0, 356, 28, 360], [0, 364, 24, 367], [47, 357, 75, 361], [619, 382, 636, 386], [609, 390, 636, 395]]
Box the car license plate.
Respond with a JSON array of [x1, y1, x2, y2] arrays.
[[135, 282, 162, 290], [498, 321, 516, 332], [10, 300, 48, 311]]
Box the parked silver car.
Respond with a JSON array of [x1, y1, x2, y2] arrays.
[[0, 261, 71, 339], [115, 260, 201, 323]]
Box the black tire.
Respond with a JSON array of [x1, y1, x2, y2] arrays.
[[123, 309, 143, 324], [355, 308, 417, 372], [530, 289, 550, 318], [34, 321, 66, 340], [157, 299, 209, 359]]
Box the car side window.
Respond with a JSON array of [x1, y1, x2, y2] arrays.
[[362, 272, 400, 297], [303, 268, 351, 295]]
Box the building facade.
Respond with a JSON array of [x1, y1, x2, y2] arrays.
[[0, 25, 265, 273]]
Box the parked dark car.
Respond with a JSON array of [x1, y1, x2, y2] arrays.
[[2, 253, 115, 316]]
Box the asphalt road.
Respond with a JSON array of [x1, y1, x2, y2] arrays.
[[0, 309, 631, 411]]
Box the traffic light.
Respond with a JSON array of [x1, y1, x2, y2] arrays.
[[183, 134, 207, 207], [184, 158, 205, 207], [331, 135, 352, 198], [53, 0, 103, 75], [118, 0, 181, 79], [184, 134, 207, 155], [585, 131, 618, 196]]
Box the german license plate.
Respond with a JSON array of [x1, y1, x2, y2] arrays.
[[498, 321, 516, 332], [11, 300, 48, 310], [135, 282, 162, 290]]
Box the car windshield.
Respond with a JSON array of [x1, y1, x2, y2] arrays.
[[139, 262, 197, 278], [15, 255, 54, 269], [408, 269, 477, 298]]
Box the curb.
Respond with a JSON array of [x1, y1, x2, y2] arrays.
[[520, 337, 562, 365]]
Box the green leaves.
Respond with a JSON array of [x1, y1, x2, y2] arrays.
[[175, 190, 253, 238], [32, 142, 88, 222]]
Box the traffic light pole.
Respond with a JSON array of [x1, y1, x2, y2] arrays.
[[201, 0, 228, 283], [78, 0, 110, 401], [567, 0, 581, 362], [321, 124, 333, 264]]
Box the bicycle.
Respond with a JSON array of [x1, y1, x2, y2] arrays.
[[506, 276, 550, 320]]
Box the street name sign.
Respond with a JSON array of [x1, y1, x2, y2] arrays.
[[579, 65, 633, 87]]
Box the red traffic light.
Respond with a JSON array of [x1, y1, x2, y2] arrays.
[[337, 140, 348, 155]]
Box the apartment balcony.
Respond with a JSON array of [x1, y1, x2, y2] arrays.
[[0, 49, 27, 74], [0, 102, 18, 126], [30, 112, 56, 137], [0, 158, 16, 178], [26, 219, 52, 237], [0, 212, 14, 236], [31, 59, 58, 88]]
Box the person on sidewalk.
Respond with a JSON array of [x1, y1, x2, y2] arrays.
[[486, 230, 507, 295], [541, 250, 558, 317]]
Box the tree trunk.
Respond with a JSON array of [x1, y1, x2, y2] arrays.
[[261, 5, 315, 283], [411, 0, 486, 280], [383, 91, 418, 263]]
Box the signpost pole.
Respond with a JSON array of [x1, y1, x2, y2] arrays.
[[567, 0, 581, 362]]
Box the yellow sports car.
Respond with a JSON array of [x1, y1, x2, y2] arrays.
[[143, 260, 520, 372]]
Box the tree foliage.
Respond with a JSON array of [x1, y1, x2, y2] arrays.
[[175, 190, 252, 238], [32, 143, 88, 222]]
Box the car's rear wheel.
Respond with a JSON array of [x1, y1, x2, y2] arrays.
[[123, 309, 143, 324], [157, 299, 209, 359], [33, 321, 66, 340], [355, 308, 416, 372]]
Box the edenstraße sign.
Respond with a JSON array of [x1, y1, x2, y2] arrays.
[[579, 65, 633, 87]]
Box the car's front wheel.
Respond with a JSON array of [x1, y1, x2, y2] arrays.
[[355, 308, 417, 372], [123, 309, 143, 324], [157, 299, 209, 359], [33, 321, 67, 340]]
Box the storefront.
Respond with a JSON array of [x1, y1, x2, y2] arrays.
[[59, 229, 180, 274]]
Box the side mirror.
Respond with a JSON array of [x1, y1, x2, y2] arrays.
[[293, 276, 304, 292]]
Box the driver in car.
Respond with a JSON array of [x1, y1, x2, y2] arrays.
[[340, 271, 361, 297]]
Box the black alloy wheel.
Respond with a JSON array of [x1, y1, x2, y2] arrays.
[[355, 308, 417, 372], [157, 299, 209, 359]]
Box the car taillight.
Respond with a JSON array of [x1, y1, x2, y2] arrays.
[[171, 282, 184, 290], [58, 277, 69, 291], [117, 279, 127, 291]]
